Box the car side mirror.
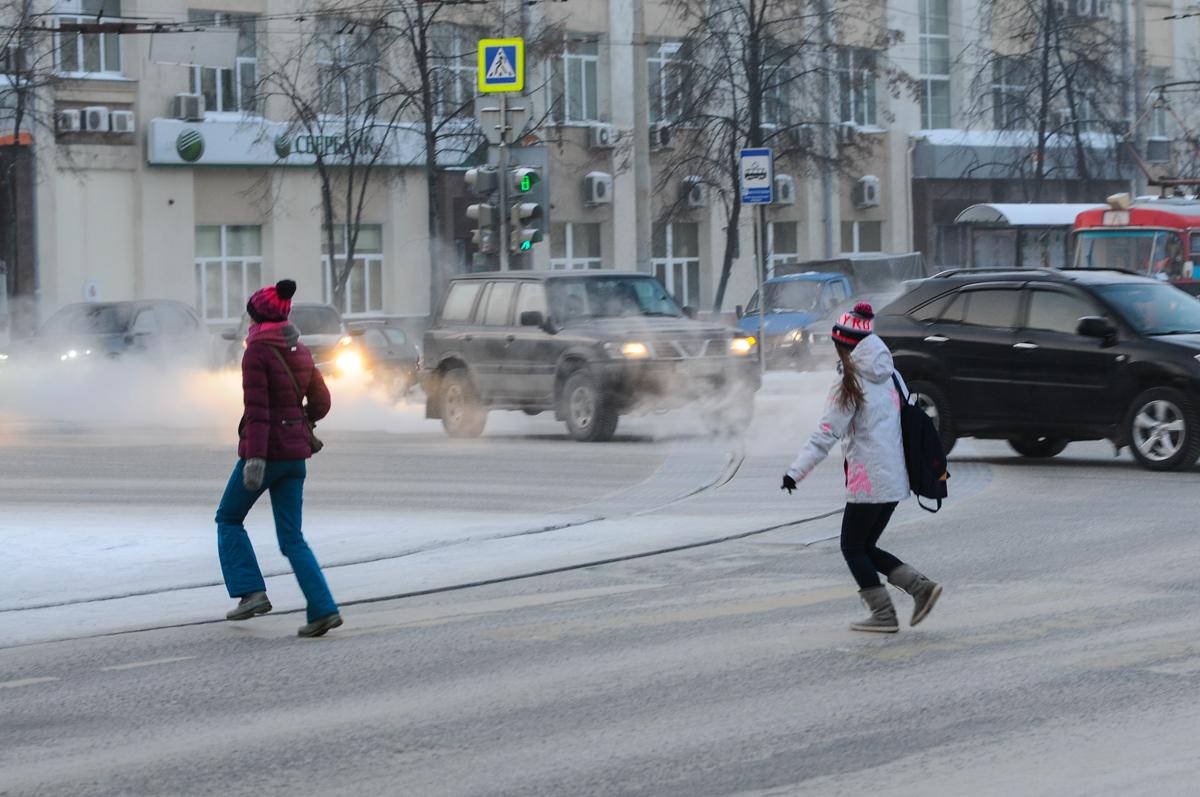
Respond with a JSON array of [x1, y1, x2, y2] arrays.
[[1077, 316, 1117, 345], [520, 310, 545, 328], [735, 305, 744, 319], [221, 328, 238, 341], [682, 305, 697, 320]]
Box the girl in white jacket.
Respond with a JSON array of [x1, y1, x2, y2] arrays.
[[782, 303, 942, 633]]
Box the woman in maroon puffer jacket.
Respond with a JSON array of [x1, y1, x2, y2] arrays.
[[215, 279, 341, 638]]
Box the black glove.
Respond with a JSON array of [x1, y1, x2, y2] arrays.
[[243, 458, 266, 491], [781, 474, 797, 494]]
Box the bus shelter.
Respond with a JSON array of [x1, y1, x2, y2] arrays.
[[954, 203, 1104, 270]]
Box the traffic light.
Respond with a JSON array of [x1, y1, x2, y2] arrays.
[[510, 167, 540, 195], [509, 202, 543, 252], [465, 166, 499, 267], [467, 202, 499, 255], [465, 166, 498, 195], [507, 166, 545, 257]]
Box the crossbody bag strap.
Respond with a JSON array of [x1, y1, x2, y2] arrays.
[[892, 372, 910, 403], [267, 345, 308, 420]]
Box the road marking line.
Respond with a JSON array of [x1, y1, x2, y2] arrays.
[[0, 677, 60, 689], [100, 656, 195, 672]]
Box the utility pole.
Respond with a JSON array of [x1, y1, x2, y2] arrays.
[[1132, 0, 1147, 196]]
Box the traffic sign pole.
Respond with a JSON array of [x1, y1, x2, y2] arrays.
[[498, 91, 509, 271], [739, 147, 774, 375]]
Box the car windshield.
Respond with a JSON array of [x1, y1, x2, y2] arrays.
[[289, 306, 343, 335], [548, 276, 683, 320], [1074, 230, 1187, 280], [1096, 283, 1200, 335], [39, 304, 132, 336], [746, 281, 823, 314]]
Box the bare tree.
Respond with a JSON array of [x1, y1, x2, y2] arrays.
[[257, 7, 420, 312], [657, 0, 904, 313], [965, 0, 1132, 201], [0, 0, 58, 333]]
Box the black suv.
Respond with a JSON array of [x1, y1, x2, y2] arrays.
[[421, 272, 762, 441], [876, 268, 1200, 471]]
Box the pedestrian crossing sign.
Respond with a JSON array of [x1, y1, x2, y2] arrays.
[[478, 38, 524, 93]]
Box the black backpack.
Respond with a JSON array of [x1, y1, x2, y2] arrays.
[[892, 374, 949, 513]]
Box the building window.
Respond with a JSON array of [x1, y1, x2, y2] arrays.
[[648, 41, 691, 124], [56, 1, 122, 76], [840, 220, 883, 254], [1149, 67, 1169, 139], [761, 43, 792, 128], [323, 224, 383, 315], [550, 222, 603, 269], [919, 0, 951, 128], [767, 221, 799, 273], [317, 21, 379, 117], [189, 12, 257, 113], [195, 225, 263, 322], [550, 35, 599, 124], [652, 222, 701, 308], [432, 24, 479, 118], [991, 55, 1029, 130], [838, 48, 877, 127]]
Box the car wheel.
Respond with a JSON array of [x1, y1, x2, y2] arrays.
[[561, 369, 618, 442], [906, 379, 957, 455], [1126, 387, 1200, 471], [1008, 435, 1069, 458], [439, 369, 487, 438]]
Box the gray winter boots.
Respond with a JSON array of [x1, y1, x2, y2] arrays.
[[226, 591, 272, 621], [850, 586, 899, 633], [888, 564, 943, 627]]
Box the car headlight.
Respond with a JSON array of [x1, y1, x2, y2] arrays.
[[335, 349, 364, 374], [0, 352, 8, 361], [730, 336, 757, 356], [784, 329, 804, 343], [606, 341, 652, 359], [59, 349, 92, 362], [339, 335, 354, 347]]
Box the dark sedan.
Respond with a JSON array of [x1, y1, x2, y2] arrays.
[[876, 268, 1200, 470], [1, 300, 213, 366]]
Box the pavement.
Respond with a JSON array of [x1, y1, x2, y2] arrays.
[[2, 367, 1198, 795]]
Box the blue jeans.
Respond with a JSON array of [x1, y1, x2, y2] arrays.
[[216, 459, 338, 623]]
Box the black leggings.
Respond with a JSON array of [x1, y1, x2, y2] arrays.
[[840, 502, 903, 589]]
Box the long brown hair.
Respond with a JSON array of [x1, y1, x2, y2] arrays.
[[835, 342, 865, 411]]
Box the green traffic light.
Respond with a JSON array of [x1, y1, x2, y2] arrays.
[[520, 240, 532, 251], [520, 175, 532, 192]]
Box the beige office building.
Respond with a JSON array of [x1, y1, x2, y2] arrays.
[[12, 0, 1199, 332]]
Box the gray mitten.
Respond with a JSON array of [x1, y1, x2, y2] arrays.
[[243, 458, 266, 491]]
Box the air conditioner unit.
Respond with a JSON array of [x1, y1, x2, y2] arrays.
[[650, 123, 673, 151], [110, 110, 136, 134], [584, 171, 614, 205], [774, 174, 796, 206], [853, 175, 881, 209], [682, 176, 706, 208], [56, 109, 81, 133], [171, 92, 205, 121], [589, 124, 617, 150], [82, 106, 110, 133], [836, 122, 858, 146]]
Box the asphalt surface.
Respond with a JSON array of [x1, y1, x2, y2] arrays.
[[2, 394, 1199, 794]]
